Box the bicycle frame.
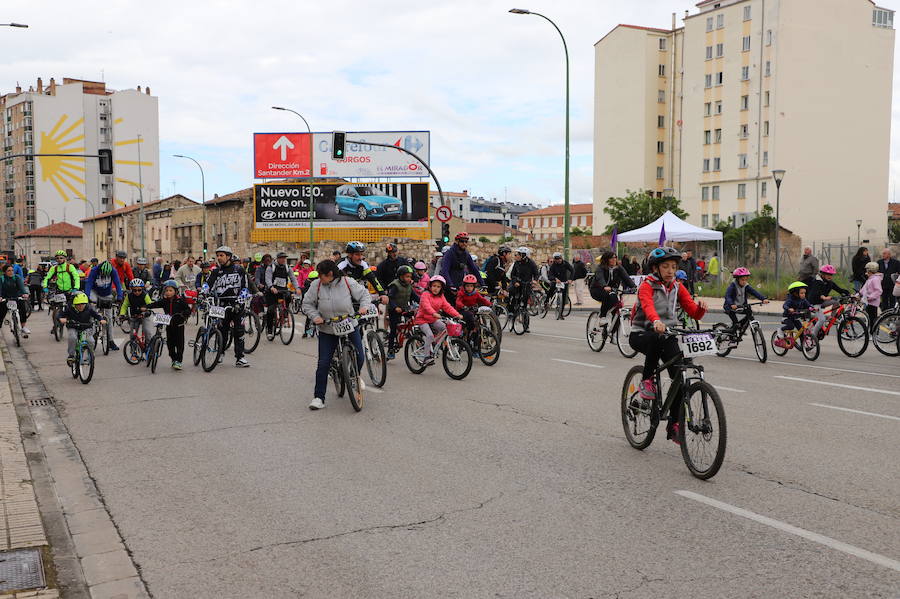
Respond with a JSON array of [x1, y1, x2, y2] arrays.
[[648, 351, 706, 430]]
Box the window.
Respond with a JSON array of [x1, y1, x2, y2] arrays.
[[656, 166, 664, 179], [716, 43, 724, 58], [713, 157, 721, 171], [715, 71, 724, 85], [740, 95, 749, 110], [704, 130, 712, 145], [714, 128, 722, 143], [873, 8, 894, 28], [763, 151, 769, 166], [741, 66, 750, 81], [705, 74, 713, 88], [764, 120, 770, 136], [702, 186, 710, 201], [658, 115, 665, 128], [765, 61, 771, 76], [658, 89, 665, 103], [705, 46, 713, 60], [715, 101, 723, 115], [657, 141, 664, 153], [712, 213, 720, 225], [738, 154, 748, 169], [659, 64, 666, 77], [717, 13, 724, 29], [712, 185, 720, 200], [764, 91, 770, 106], [702, 215, 709, 227], [706, 16, 714, 31], [742, 36, 751, 51], [743, 5, 752, 20], [766, 29, 773, 45], [738, 183, 746, 199], [739, 124, 749, 138], [703, 158, 711, 172], [659, 38, 667, 50], [761, 181, 767, 197], [704, 102, 712, 117]]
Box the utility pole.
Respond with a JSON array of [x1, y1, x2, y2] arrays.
[[137, 134, 145, 258]]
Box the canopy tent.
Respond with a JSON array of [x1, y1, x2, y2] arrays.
[[616, 211, 722, 243]]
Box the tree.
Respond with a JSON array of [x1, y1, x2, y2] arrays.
[[890, 221, 900, 244], [570, 226, 593, 237], [602, 190, 688, 234]]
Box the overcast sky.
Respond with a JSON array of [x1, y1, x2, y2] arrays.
[[3, 0, 900, 208]]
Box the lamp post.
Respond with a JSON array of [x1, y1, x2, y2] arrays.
[[509, 8, 570, 261], [856, 219, 862, 248], [772, 169, 786, 283], [173, 154, 206, 258], [136, 133, 145, 258], [272, 106, 315, 259]]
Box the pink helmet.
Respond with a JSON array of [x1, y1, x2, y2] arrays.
[[430, 275, 446, 286], [732, 267, 751, 277], [820, 264, 837, 275], [413, 261, 427, 270]]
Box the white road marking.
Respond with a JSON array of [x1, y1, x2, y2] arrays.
[[675, 490, 900, 573], [716, 386, 746, 393], [529, 332, 583, 341], [773, 376, 900, 397], [808, 403, 900, 422], [366, 388, 384, 394], [552, 359, 605, 369], [500, 349, 518, 353], [729, 355, 900, 379]]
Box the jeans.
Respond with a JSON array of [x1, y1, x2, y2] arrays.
[[591, 288, 619, 317], [90, 292, 116, 345], [419, 320, 447, 358], [314, 329, 364, 399]]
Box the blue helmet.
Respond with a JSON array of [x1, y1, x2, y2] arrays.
[[162, 279, 179, 290], [675, 269, 688, 280], [345, 241, 366, 254]]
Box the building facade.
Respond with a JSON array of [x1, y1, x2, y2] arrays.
[[594, 0, 895, 245], [429, 190, 536, 230], [518, 204, 594, 240], [13, 222, 82, 263], [1, 77, 159, 251]]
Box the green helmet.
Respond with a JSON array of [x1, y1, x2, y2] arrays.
[[396, 265, 413, 277], [253, 252, 263, 262], [55, 250, 67, 258], [308, 270, 319, 279], [99, 261, 113, 275], [787, 281, 808, 292]]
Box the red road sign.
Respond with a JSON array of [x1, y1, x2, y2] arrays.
[[435, 205, 453, 222], [254, 133, 312, 178]]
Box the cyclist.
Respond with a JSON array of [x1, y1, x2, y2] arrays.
[[629, 247, 707, 443], [195, 261, 212, 290], [590, 251, 636, 327], [413, 275, 461, 365], [723, 267, 768, 330], [253, 253, 272, 290], [302, 260, 372, 411], [249, 252, 264, 281], [0, 263, 30, 337], [508, 247, 539, 325], [119, 278, 155, 345], [147, 280, 192, 370], [205, 246, 251, 367], [111, 251, 134, 290], [805, 264, 850, 335], [386, 265, 420, 359], [295, 258, 313, 289], [482, 246, 512, 296], [43, 250, 81, 299], [58, 293, 105, 366], [300, 269, 319, 338], [440, 232, 480, 304], [84, 260, 124, 351], [412, 261, 430, 296], [338, 242, 388, 305], [132, 257, 153, 285], [774, 281, 812, 348], [376, 242, 410, 292], [455, 273, 491, 350], [262, 252, 299, 336]]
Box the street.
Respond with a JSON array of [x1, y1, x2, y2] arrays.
[[4, 307, 899, 598]]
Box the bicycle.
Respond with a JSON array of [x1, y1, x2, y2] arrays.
[[871, 305, 900, 356], [506, 283, 531, 336], [676, 306, 700, 331], [69, 323, 96, 385], [192, 298, 228, 373], [358, 308, 387, 388], [621, 327, 727, 479], [92, 297, 117, 356], [710, 301, 768, 363], [467, 306, 500, 366], [146, 313, 169, 374], [290, 294, 304, 315], [541, 281, 572, 320], [585, 291, 637, 358], [770, 311, 820, 361], [404, 318, 473, 380], [265, 290, 296, 345], [123, 313, 154, 365], [1, 297, 26, 347], [806, 296, 869, 358], [48, 288, 68, 342], [527, 286, 546, 317], [220, 294, 260, 355], [326, 314, 365, 412]]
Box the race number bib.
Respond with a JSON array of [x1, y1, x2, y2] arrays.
[[208, 306, 227, 319], [52, 294, 66, 303], [153, 313, 172, 326], [556, 282, 565, 289], [333, 318, 356, 336], [273, 277, 287, 288], [678, 333, 717, 357]]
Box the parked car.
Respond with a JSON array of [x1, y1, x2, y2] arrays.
[[334, 185, 403, 220]]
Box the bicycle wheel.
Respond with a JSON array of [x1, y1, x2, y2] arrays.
[[871, 311, 900, 356], [404, 332, 428, 374], [329, 360, 345, 397], [192, 306, 199, 326], [836, 316, 868, 358], [11, 317, 19, 347], [192, 329, 204, 366], [291, 297, 302, 315], [680, 381, 727, 480], [119, 317, 132, 334], [770, 330, 789, 357], [616, 317, 638, 359], [53, 316, 61, 342], [711, 323, 732, 357], [244, 313, 262, 354], [527, 291, 543, 317], [342, 343, 363, 412], [800, 331, 820, 361], [621, 365, 656, 450], [279, 308, 295, 345], [512, 310, 529, 335], [123, 338, 142, 365], [585, 312, 606, 352], [364, 329, 387, 387], [560, 291, 572, 318], [149, 337, 161, 373], [442, 337, 473, 380], [201, 328, 223, 372], [479, 312, 503, 344], [55, 321, 64, 343], [78, 345, 95, 385], [477, 328, 500, 366], [751, 323, 767, 363]]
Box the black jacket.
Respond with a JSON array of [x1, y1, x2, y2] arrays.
[[482, 254, 509, 290], [376, 256, 410, 290], [147, 296, 192, 326], [548, 260, 574, 282], [879, 257, 900, 297], [804, 275, 850, 305], [206, 264, 249, 302], [572, 261, 588, 280], [510, 258, 539, 283], [851, 254, 870, 284], [591, 265, 636, 292]]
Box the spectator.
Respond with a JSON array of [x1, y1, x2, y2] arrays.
[[679, 249, 698, 295], [798, 247, 819, 282], [877, 248, 900, 311], [572, 256, 588, 305], [152, 257, 164, 286], [174, 256, 201, 291], [707, 252, 720, 278], [858, 261, 882, 330], [850, 247, 870, 293], [331, 250, 341, 263]]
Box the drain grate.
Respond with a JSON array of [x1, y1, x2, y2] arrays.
[[28, 399, 53, 407], [0, 548, 45, 592]]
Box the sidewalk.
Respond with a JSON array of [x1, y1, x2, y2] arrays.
[[567, 288, 782, 316]]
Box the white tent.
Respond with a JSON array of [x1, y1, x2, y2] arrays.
[[616, 210, 722, 243]]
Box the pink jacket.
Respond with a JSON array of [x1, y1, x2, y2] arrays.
[[413, 291, 460, 325], [413, 272, 430, 296], [859, 273, 883, 307], [295, 266, 312, 289]]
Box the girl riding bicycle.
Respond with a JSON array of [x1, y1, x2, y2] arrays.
[[629, 247, 707, 442], [774, 281, 812, 348], [413, 275, 461, 365], [723, 267, 768, 329], [455, 273, 491, 334]]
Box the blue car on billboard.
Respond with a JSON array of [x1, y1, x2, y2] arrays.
[[334, 185, 403, 220]]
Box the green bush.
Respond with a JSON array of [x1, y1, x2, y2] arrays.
[[696, 268, 852, 301]]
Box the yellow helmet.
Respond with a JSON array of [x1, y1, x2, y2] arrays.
[[594, 256, 602, 264], [72, 292, 89, 305], [308, 270, 319, 279]]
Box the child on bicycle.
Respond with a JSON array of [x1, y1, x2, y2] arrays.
[[455, 273, 491, 343], [805, 264, 849, 336], [723, 267, 768, 329], [119, 278, 154, 344], [413, 275, 461, 365], [774, 281, 812, 347], [58, 292, 106, 366], [857, 262, 882, 330], [412, 261, 430, 296], [147, 280, 192, 370], [386, 265, 420, 359], [629, 247, 707, 442]]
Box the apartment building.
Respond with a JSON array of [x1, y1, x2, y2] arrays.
[[429, 190, 536, 230], [0, 77, 159, 251], [518, 203, 594, 240], [594, 0, 895, 244]]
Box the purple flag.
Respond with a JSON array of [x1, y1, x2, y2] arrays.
[[610, 227, 618, 252], [658, 222, 666, 246]]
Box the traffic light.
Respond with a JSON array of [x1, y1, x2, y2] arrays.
[[441, 223, 450, 244], [332, 131, 346, 160], [98, 149, 113, 174]]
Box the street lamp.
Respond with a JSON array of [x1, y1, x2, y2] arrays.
[[173, 154, 206, 258], [272, 106, 316, 259], [772, 169, 786, 283], [509, 8, 570, 261], [856, 219, 862, 247], [0, 23, 28, 28]]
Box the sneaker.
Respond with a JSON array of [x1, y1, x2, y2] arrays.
[[359, 378, 366, 392], [386, 351, 395, 360], [575, 302, 583, 306], [639, 379, 657, 401], [109, 342, 119, 351], [235, 357, 250, 368], [66, 356, 75, 366], [773, 336, 787, 349], [309, 397, 325, 410], [172, 361, 183, 371], [667, 422, 681, 445], [21, 327, 30, 335]]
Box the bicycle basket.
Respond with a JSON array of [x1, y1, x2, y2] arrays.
[[446, 322, 463, 337]]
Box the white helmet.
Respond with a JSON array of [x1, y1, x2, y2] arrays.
[[442, 246, 451, 254], [215, 245, 233, 256], [470, 253, 478, 261], [516, 246, 531, 256]]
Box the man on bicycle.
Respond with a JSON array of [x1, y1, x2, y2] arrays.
[[482, 246, 512, 296], [43, 250, 81, 324], [262, 251, 299, 336], [132, 257, 153, 285], [205, 246, 251, 367], [439, 232, 481, 305], [111, 251, 134, 291], [338, 242, 388, 305], [508, 247, 539, 326], [544, 252, 574, 320], [84, 260, 124, 351]]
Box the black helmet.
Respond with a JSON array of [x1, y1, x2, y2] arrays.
[[115, 250, 127, 259], [498, 246, 511, 255], [647, 246, 681, 268]]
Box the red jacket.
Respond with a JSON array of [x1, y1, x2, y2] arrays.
[[414, 291, 461, 325], [113, 259, 134, 288], [455, 290, 491, 310], [632, 274, 705, 330]]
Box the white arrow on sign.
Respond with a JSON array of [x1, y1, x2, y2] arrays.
[[273, 135, 295, 161]]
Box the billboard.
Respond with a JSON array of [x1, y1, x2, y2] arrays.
[[253, 131, 430, 179], [254, 182, 430, 229]]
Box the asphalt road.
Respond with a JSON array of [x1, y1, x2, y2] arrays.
[[7, 307, 900, 598]]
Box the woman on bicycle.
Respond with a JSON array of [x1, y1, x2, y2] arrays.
[[629, 247, 707, 442], [413, 275, 461, 365], [386, 265, 420, 360], [723, 267, 768, 329], [301, 260, 372, 411], [0, 263, 30, 337], [146, 280, 192, 370], [590, 251, 636, 327], [774, 281, 812, 347]]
